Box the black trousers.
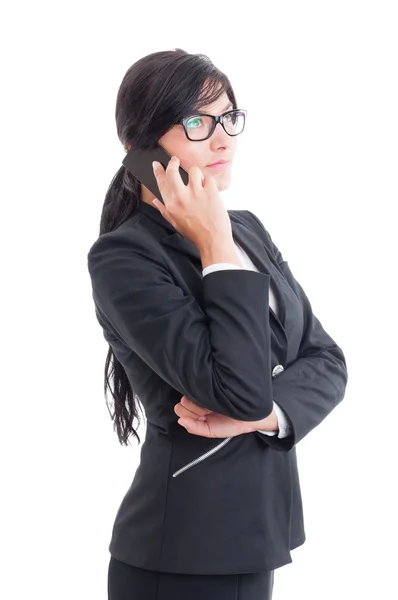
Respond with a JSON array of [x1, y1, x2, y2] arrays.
[[108, 556, 275, 600]]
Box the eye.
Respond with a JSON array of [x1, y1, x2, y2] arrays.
[[186, 116, 203, 129], [224, 112, 235, 123]]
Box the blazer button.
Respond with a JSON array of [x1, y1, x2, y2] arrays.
[[272, 364, 284, 378]]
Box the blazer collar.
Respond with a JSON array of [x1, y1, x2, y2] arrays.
[[137, 200, 267, 267], [137, 201, 287, 331]]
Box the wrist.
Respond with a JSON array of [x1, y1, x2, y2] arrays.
[[198, 238, 241, 270], [247, 409, 279, 434]]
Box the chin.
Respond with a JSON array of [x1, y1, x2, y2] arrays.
[[216, 181, 230, 192], [213, 172, 232, 192]]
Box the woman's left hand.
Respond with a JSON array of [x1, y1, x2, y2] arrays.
[[174, 396, 256, 438]]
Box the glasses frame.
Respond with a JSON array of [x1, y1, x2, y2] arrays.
[[179, 108, 247, 142]]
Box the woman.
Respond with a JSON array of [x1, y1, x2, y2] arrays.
[[87, 48, 348, 600]]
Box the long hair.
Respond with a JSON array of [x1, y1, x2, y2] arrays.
[[99, 48, 237, 446]]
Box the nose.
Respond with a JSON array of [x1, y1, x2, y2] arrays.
[[210, 121, 233, 148]]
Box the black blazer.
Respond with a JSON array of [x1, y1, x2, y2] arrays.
[[87, 200, 348, 575]]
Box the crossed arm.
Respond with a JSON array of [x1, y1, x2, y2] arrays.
[[174, 261, 293, 440]]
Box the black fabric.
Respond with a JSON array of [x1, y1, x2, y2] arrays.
[[108, 556, 275, 600], [87, 203, 348, 574]]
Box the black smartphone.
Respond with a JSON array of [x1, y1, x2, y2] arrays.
[[122, 143, 189, 204]]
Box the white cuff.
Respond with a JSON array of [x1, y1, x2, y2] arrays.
[[202, 263, 244, 277], [257, 401, 293, 438]]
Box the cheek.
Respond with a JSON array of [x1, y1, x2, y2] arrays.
[[158, 130, 212, 172], [183, 149, 207, 170], [158, 136, 198, 169], [170, 147, 205, 172]]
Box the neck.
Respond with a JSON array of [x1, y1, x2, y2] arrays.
[[141, 184, 156, 205]]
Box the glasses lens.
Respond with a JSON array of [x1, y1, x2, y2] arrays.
[[223, 110, 246, 135], [185, 115, 214, 141], [184, 110, 246, 140]]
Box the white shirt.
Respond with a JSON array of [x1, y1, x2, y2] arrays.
[[202, 241, 292, 439]]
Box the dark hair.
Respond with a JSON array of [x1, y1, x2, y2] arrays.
[[99, 48, 237, 446]]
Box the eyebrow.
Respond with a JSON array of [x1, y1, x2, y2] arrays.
[[195, 102, 234, 116], [215, 102, 233, 115]]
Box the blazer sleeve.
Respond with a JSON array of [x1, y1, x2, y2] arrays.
[[87, 231, 275, 422], [245, 210, 349, 452], [202, 263, 293, 439]]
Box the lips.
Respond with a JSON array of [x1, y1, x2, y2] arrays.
[[207, 159, 230, 167]]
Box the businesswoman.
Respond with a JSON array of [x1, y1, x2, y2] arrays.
[[87, 48, 348, 600]]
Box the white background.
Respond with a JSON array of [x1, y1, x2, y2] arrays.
[[1, 1, 397, 598]]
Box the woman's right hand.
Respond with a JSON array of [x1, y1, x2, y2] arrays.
[[174, 396, 257, 439], [151, 156, 233, 251]]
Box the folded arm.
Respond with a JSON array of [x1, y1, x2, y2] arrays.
[[245, 210, 348, 452], [88, 231, 277, 423]]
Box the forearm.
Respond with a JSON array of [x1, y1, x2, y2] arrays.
[[199, 238, 242, 270]]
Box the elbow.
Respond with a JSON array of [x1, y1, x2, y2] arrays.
[[195, 364, 274, 422], [334, 346, 349, 394], [238, 404, 274, 422], [328, 348, 349, 408], [212, 378, 274, 422], [218, 405, 273, 422]]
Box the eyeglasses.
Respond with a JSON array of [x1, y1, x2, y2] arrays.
[[179, 108, 247, 142]]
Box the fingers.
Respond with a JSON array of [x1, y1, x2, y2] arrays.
[[180, 395, 210, 416], [174, 402, 206, 421], [187, 166, 204, 194], [164, 156, 188, 201], [177, 417, 212, 437], [151, 198, 165, 216], [202, 173, 218, 192], [153, 158, 205, 207], [152, 161, 172, 204]]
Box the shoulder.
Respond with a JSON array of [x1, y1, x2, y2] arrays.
[[229, 209, 283, 263], [229, 209, 269, 236], [87, 211, 169, 286]]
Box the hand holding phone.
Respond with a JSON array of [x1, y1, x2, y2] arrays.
[[152, 156, 232, 251], [122, 143, 189, 205]]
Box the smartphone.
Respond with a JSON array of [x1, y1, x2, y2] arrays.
[[122, 143, 189, 204]]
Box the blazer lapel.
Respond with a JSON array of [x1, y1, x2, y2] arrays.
[[228, 214, 287, 332], [137, 201, 287, 333]]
